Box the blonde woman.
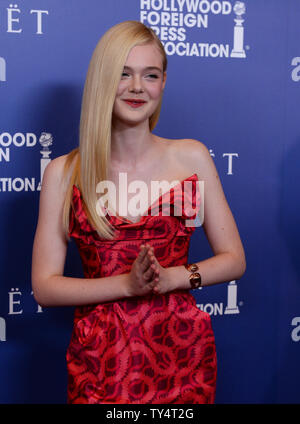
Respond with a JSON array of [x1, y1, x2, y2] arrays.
[[32, 20, 246, 404]]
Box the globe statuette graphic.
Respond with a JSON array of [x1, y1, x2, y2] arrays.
[[231, 1, 246, 58], [38, 132, 53, 189]]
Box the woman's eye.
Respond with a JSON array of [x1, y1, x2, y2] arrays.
[[146, 74, 159, 79], [121, 72, 130, 78]]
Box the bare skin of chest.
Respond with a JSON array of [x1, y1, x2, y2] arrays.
[[103, 155, 190, 222]]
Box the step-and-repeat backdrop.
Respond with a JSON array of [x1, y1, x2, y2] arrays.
[[0, 0, 299, 403]]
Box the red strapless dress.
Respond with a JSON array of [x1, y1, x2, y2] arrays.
[[66, 173, 217, 404]]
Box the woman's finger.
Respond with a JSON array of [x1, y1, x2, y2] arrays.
[[137, 244, 148, 263], [143, 263, 157, 281], [140, 245, 153, 271]]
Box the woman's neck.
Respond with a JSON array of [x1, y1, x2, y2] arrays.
[[110, 121, 157, 169]]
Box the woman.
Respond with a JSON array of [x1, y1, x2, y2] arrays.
[[31, 20, 246, 404]]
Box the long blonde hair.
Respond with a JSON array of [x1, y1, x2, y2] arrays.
[[62, 21, 168, 240]]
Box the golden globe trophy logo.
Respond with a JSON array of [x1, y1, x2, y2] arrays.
[[140, 0, 247, 59], [38, 132, 52, 190], [0, 131, 53, 192]]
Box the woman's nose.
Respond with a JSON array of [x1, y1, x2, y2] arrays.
[[129, 75, 144, 93]]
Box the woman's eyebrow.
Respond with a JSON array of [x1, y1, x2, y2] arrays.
[[123, 65, 162, 73]]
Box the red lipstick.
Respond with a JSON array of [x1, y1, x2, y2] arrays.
[[123, 99, 147, 108]]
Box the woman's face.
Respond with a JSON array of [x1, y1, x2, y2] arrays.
[[112, 43, 166, 127]]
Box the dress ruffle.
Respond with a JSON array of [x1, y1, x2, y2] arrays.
[[69, 173, 201, 245]]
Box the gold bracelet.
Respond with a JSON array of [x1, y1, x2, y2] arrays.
[[184, 263, 202, 289]]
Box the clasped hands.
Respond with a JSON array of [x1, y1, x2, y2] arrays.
[[128, 243, 171, 297]]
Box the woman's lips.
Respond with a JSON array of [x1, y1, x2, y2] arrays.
[[123, 100, 147, 108]]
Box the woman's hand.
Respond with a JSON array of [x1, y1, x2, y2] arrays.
[[127, 243, 160, 297], [146, 246, 174, 295]]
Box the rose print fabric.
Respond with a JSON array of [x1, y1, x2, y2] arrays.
[[66, 173, 217, 404]]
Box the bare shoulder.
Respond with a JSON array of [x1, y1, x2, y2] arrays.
[[42, 151, 76, 192], [153, 135, 212, 179], [171, 138, 212, 177], [155, 136, 209, 157], [44, 154, 66, 177], [173, 138, 209, 156]]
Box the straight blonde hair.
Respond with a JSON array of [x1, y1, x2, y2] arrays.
[[62, 21, 168, 240]]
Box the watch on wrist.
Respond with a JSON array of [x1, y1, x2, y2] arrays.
[[184, 263, 202, 289]]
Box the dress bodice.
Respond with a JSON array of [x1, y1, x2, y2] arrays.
[[68, 173, 201, 279]]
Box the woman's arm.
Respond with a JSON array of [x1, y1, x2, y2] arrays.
[[31, 156, 158, 308], [149, 140, 246, 293]]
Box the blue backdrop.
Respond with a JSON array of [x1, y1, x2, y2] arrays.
[[0, 0, 299, 404]]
